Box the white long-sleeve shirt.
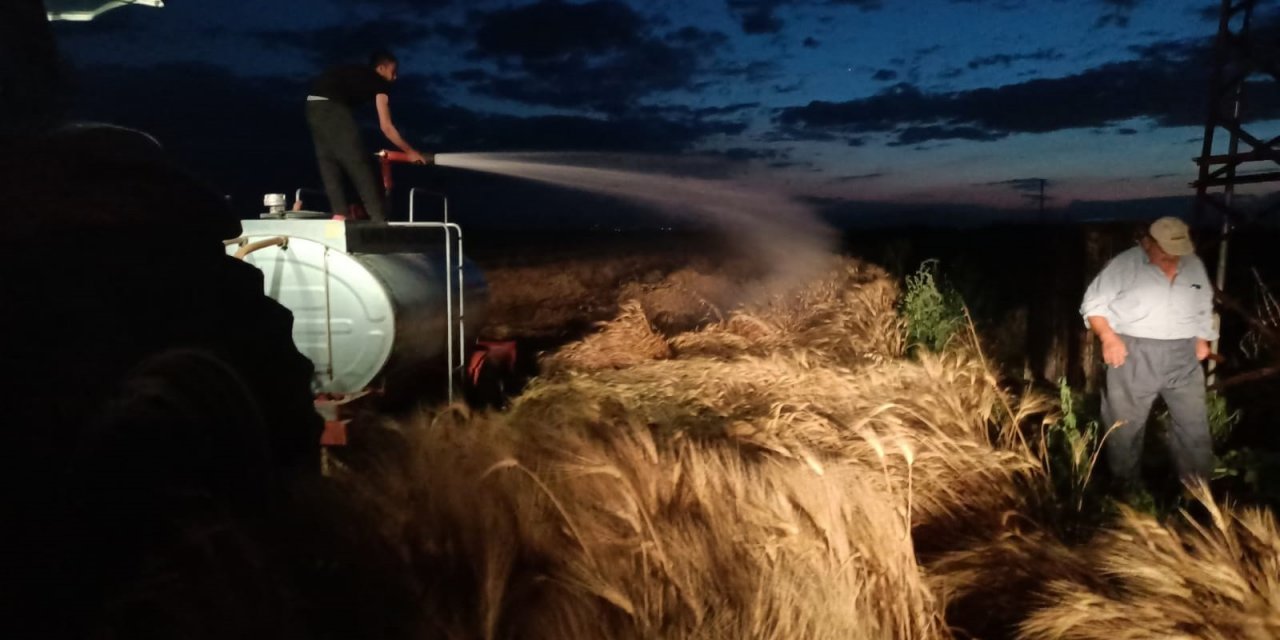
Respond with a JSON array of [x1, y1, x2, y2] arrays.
[[1080, 245, 1217, 341]]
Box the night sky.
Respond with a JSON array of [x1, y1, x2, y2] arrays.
[[49, 0, 1280, 225]]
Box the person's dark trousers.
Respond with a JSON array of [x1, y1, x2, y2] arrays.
[[1101, 335, 1214, 491], [304, 100, 386, 222]]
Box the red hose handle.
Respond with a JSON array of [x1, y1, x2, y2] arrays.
[[377, 150, 416, 195], [378, 150, 413, 164]]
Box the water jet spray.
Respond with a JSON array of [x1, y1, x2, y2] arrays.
[[432, 152, 838, 295]]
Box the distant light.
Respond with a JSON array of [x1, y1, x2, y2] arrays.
[[47, 0, 163, 22]]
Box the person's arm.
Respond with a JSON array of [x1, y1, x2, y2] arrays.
[[1081, 256, 1130, 367], [1087, 315, 1128, 367], [1193, 258, 1217, 361], [375, 93, 432, 165]]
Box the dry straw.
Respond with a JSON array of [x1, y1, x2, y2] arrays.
[[513, 351, 1048, 555], [339, 412, 950, 639], [1020, 484, 1280, 640], [670, 258, 906, 367], [357, 251, 1277, 639], [365, 254, 1051, 637], [542, 300, 672, 372]]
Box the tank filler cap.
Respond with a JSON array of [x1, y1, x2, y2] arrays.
[[263, 193, 287, 217]]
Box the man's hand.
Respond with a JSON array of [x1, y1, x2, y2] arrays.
[[406, 150, 430, 165], [1195, 338, 1211, 362], [1102, 334, 1128, 368]]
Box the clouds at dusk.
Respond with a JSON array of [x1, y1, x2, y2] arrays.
[[47, 0, 1279, 210]]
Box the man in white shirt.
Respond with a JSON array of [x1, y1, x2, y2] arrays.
[[1080, 216, 1217, 495]]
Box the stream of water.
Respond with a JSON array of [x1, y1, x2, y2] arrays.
[[434, 152, 837, 289]]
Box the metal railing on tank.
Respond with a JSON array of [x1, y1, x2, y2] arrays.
[[379, 150, 467, 402]]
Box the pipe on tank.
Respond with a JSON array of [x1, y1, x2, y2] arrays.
[[234, 236, 288, 259]]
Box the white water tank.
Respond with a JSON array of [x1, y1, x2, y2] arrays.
[[227, 218, 487, 396]]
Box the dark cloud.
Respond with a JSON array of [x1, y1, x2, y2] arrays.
[[431, 109, 748, 153], [343, 0, 455, 14], [1095, 0, 1142, 28], [803, 36, 821, 48], [460, 0, 728, 112], [431, 22, 472, 44], [729, 0, 784, 34], [833, 172, 884, 182], [872, 69, 898, 81], [608, 102, 756, 127], [664, 26, 731, 53], [251, 18, 435, 64], [717, 147, 787, 160], [761, 124, 841, 143], [713, 59, 783, 83], [830, 0, 885, 7], [1126, 37, 1199, 61], [966, 48, 1062, 69], [726, 0, 883, 36], [948, 0, 1028, 8], [949, 0, 1149, 27], [984, 178, 1053, 207], [1116, 127, 1139, 135], [385, 71, 448, 104], [690, 102, 761, 117], [890, 124, 1003, 145], [881, 44, 944, 85], [450, 68, 488, 83], [773, 37, 1280, 145], [984, 177, 1049, 191], [61, 60, 747, 217], [1192, 3, 1220, 22], [472, 0, 646, 59]]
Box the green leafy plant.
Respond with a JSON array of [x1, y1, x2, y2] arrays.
[[1043, 378, 1109, 517], [1216, 448, 1280, 505], [1202, 392, 1280, 506], [1206, 390, 1242, 449], [901, 259, 966, 353]]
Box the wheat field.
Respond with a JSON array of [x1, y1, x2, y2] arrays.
[[331, 250, 1280, 639]]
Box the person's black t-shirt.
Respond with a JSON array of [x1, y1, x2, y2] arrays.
[[309, 65, 391, 107]]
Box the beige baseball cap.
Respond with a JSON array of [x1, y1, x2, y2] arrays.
[[1149, 216, 1194, 256]]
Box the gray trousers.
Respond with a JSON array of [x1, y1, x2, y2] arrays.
[[1101, 335, 1213, 487], [304, 101, 385, 222]]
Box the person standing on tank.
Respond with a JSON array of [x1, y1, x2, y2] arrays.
[[305, 49, 431, 222]]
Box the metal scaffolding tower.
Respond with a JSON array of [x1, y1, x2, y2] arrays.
[[1195, 0, 1280, 227], [1193, 0, 1280, 380]]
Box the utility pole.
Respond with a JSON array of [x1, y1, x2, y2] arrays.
[[1022, 178, 1049, 223], [1038, 178, 1046, 223]]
